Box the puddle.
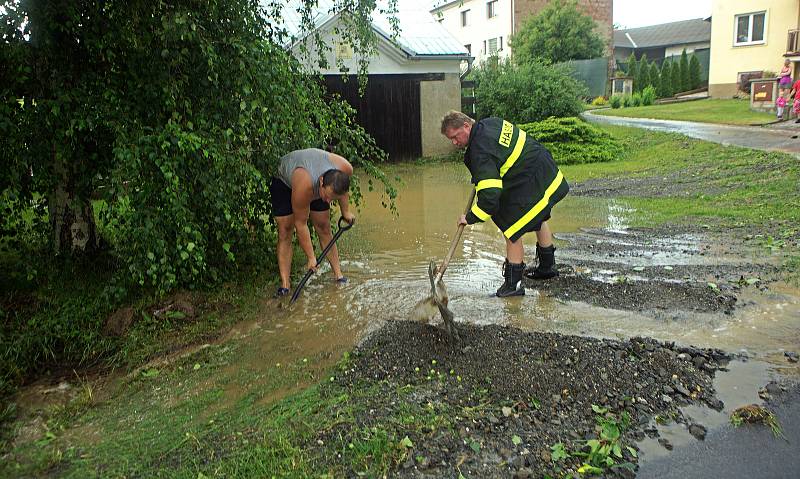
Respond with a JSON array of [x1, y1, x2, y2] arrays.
[[637, 359, 774, 463]]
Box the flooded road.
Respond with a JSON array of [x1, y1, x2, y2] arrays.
[[238, 162, 800, 380], [584, 110, 800, 156]]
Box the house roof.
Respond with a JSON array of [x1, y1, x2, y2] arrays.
[[274, 0, 469, 58], [614, 18, 711, 49]]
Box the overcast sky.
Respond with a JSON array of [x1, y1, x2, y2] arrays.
[[614, 0, 712, 29]]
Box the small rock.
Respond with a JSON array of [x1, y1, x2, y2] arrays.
[[673, 382, 691, 397], [663, 385, 674, 394], [692, 356, 706, 368], [785, 351, 799, 363], [102, 307, 136, 337], [689, 423, 707, 440], [513, 468, 533, 479], [765, 382, 782, 395], [502, 406, 513, 417], [661, 395, 673, 404], [677, 353, 690, 361], [488, 414, 500, 425], [707, 398, 724, 411], [499, 448, 512, 459], [658, 438, 674, 450]]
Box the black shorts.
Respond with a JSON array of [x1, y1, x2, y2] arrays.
[[270, 177, 330, 217]]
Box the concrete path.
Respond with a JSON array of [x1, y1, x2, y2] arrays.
[[583, 110, 800, 156]]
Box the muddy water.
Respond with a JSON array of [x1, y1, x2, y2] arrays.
[[260, 162, 800, 365]]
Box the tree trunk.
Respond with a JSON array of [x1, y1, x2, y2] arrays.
[[49, 184, 98, 255], [48, 146, 98, 255]]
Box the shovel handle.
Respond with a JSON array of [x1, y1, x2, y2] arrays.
[[435, 188, 476, 283], [289, 216, 353, 304]]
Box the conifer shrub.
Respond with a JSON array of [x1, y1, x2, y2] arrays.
[[518, 117, 622, 165]]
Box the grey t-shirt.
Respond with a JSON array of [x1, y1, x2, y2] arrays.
[[276, 148, 335, 200]]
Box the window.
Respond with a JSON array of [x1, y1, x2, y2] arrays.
[[487, 0, 497, 18], [461, 9, 470, 27], [488, 37, 498, 54], [464, 44, 471, 55], [734, 11, 766, 45]]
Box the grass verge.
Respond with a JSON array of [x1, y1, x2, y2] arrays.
[[593, 98, 776, 125]]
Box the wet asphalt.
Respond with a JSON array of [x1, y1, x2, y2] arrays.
[[637, 384, 800, 479], [583, 110, 800, 156]]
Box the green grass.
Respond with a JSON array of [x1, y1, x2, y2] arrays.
[[593, 98, 776, 125], [562, 125, 800, 228]]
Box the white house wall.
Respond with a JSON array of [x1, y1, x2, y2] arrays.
[[292, 21, 463, 75], [433, 0, 513, 64], [664, 42, 710, 57]]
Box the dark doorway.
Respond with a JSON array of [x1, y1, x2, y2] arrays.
[[323, 74, 431, 161]]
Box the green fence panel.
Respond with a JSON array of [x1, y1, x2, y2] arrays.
[[557, 57, 609, 98]]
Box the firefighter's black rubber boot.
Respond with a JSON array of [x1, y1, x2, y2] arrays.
[[496, 260, 525, 297], [526, 244, 558, 280]]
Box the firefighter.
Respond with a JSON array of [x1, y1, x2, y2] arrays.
[[440, 111, 569, 297]]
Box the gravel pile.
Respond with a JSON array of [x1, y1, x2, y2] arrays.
[[316, 320, 732, 478]]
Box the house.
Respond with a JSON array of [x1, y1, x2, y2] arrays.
[[708, 0, 800, 97], [614, 18, 711, 65], [430, 0, 612, 66], [281, 0, 470, 160]]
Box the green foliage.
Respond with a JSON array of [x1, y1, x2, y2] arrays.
[[641, 86, 656, 106], [649, 63, 661, 95], [631, 93, 642, 107], [625, 53, 638, 80], [0, 0, 394, 297], [510, 0, 605, 65], [637, 54, 650, 92], [689, 54, 702, 89], [610, 95, 622, 109], [660, 61, 673, 98], [679, 49, 691, 92], [622, 94, 634, 108], [518, 117, 622, 165], [573, 407, 634, 474], [473, 59, 586, 123], [671, 59, 682, 95], [592, 96, 608, 106]]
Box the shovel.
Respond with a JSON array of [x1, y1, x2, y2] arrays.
[[411, 188, 476, 339], [290, 216, 353, 304]]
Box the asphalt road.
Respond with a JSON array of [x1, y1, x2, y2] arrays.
[[584, 110, 800, 156], [637, 384, 800, 479]]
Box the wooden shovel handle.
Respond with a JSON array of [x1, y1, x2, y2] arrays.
[[435, 188, 476, 283]]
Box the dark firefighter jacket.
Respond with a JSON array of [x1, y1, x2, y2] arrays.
[[463, 117, 569, 242]]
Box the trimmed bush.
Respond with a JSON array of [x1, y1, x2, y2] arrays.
[[592, 96, 608, 106], [631, 93, 642, 107], [518, 117, 622, 165], [610, 94, 622, 109], [622, 94, 634, 107], [641, 86, 656, 106]]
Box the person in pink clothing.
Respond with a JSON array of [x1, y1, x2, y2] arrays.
[[779, 59, 792, 97], [790, 79, 800, 122]]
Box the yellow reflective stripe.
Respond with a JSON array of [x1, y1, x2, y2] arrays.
[[503, 170, 564, 239], [499, 129, 527, 177], [471, 203, 491, 221], [476, 179, 503, 191]]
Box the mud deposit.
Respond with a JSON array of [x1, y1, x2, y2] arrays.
[[316, 321, 731, 478], [525, 227, 781, 317]]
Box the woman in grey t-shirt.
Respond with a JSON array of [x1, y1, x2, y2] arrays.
[[270, 148, 355, 297]]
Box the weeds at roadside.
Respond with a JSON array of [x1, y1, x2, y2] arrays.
[[730, 404, 785, 439]]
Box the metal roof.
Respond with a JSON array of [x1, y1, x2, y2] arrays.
[[272, 0, 468, 57], [614, 18, 711, 49]]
